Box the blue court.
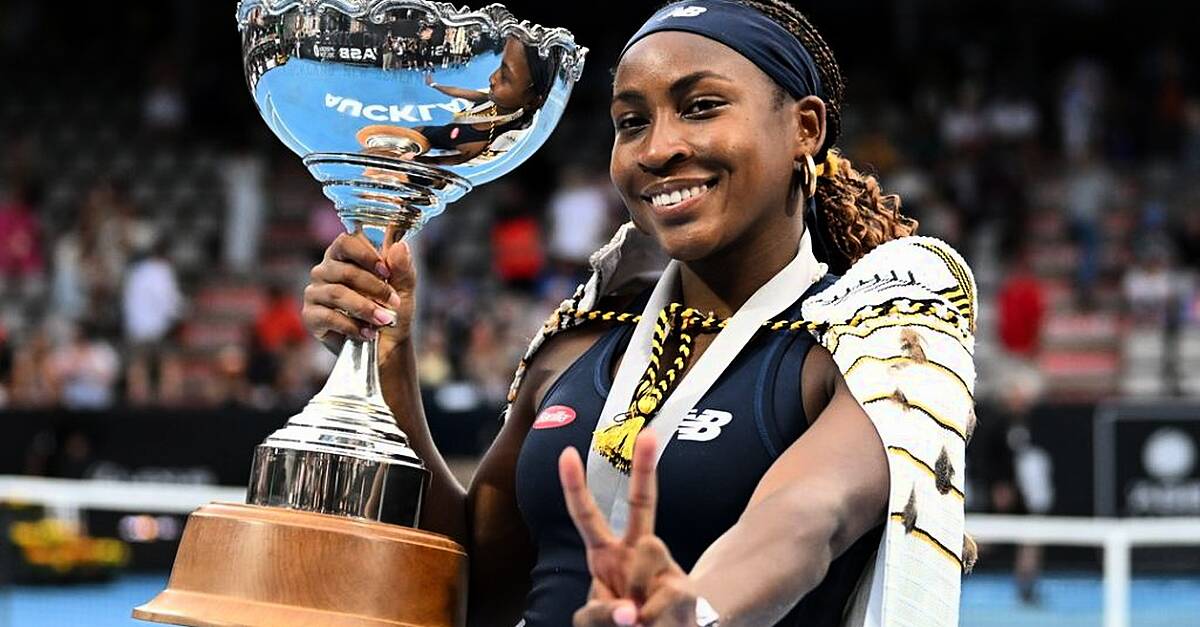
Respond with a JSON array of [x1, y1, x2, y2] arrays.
[[2, 572, 1199, 626]]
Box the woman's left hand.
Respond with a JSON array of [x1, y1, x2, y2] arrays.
[[559, 432, 702, 627]]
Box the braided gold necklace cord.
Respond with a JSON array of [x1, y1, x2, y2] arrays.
[[558, 305, 827, 334], [566, 303, 826, 472]]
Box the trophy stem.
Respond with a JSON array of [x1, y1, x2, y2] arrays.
[[315, 331, 390, 425], [305, 217, 405, 424], [245, 218, 428, 526]]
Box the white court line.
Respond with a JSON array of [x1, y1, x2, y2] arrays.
[[0, 475, 245, 514]]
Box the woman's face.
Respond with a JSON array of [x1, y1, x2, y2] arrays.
[[490, 38, 534, 109], [610, 32, 818, 262]]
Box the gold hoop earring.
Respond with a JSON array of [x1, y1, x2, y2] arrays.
[[795, 154, 818, 199]]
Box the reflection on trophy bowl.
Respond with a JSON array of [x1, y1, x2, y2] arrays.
[[238, 0, 587, 234], [358, 125, 433, 159], [134, 2, 584, 626], [357, 125, 431, 187]]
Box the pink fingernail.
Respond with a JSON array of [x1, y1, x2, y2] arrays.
[[361, 327, 378, 341], [374, 308, 397, 326], [375, 261, 391, 279], [388, 291, 404, 311], [612, 603, 637, 626]]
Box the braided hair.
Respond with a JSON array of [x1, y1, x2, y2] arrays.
[[663, 0, 919, 272], [745, 0, 917, 270]]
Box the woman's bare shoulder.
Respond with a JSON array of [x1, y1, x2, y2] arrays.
[[512, 289, 645, 424]]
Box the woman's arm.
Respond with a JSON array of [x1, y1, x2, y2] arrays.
[[303, 232, 638, 625], [377, 332, 533, 626], [425, 74, 489, 102], [382, 311, 609, 624], [686, 346, 888, 626], [463, 325, 613, 626], [561, 347, 888, 627]]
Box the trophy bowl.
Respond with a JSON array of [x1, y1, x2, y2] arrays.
[[240, 0, 586, 238], [133, 2, 584, 626]]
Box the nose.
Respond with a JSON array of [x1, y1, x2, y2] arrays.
[[637, 116, 692, 173]]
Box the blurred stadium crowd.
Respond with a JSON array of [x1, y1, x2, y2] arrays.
[[0, 0, 1197, 419]]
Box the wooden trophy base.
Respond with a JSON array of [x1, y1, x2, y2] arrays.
[[133, 503, 467, 627]]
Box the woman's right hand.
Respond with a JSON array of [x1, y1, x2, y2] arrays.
[[302, 232, 416, 367]]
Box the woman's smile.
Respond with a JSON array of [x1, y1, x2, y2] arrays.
[[641, 176, 720, 224]]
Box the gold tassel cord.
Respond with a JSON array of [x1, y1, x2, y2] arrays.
[[587, 303, 823, 472], [592, 414, 648, 473]]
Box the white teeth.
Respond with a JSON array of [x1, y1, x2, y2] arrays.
[[649, 184, 710, 208]]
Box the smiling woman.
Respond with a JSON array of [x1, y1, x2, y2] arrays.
[[300, 1, 976, 627]]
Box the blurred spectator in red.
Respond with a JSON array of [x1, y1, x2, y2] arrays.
[[493, 218, 544, 288], [254, 284, 307, 352], [248, 284, 308, 406], [0, 181, 44, 286], [490, 184, 544, 292], [997, 244, 1047, 358]]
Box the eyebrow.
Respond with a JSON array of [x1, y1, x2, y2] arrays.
[[612, 70, 730, 105]]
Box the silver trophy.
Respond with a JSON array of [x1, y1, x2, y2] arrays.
[[135, 2, 583, 625], [238, 0, 585, 526]]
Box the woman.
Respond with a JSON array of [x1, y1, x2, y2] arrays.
[[302, 1, 977, 626], [416, 37, 553, 164]]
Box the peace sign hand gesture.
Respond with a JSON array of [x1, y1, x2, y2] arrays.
[[558, 432, 704, 627]]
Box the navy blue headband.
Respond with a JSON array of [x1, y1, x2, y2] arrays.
[[621, 0, 824, 103]]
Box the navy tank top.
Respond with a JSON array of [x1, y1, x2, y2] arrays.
[[514, 276, 883, 627]]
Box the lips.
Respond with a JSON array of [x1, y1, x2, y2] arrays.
[[649, 183, 709, 208], [641, 177, 719, 211]]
